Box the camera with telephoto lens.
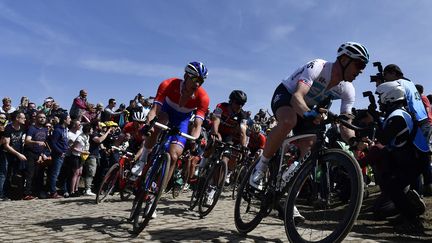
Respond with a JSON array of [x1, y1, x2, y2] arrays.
[[370, 62, 384, 83]]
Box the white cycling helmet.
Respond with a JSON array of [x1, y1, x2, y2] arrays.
[[375, 81, 406, 105], [132, 111, 146, 122], [337, 42, 369, 64], [251, 123, 261, 133]]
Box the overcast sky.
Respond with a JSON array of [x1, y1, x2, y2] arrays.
[[1, 0, 431, 114]]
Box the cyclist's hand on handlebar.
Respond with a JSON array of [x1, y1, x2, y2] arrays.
[[210, 132, 221, 142], [240, 146, 249, 155], [140, 124, 153, 136], [304, 108, 327, 125]]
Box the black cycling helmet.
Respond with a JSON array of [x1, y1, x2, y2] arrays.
[[229, 90, 247, 105]]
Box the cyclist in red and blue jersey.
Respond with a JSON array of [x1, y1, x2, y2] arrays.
[[131, 62, 210, 184]]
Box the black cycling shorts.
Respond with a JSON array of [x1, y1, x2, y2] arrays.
[[271, 83, 293, 115], [270, 83, 324, 135]]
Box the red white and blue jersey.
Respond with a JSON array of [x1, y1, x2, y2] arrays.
[[154, 78, 210, 120]]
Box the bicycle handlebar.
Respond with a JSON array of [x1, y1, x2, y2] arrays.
[[111, 146, 134, 157], [326, 112, 369, 132], [154, 121, 197, 141]]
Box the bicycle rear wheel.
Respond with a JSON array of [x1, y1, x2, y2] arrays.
[[234, 160, 268, 234], [198, 161, 227, 217], [119, 166, 134, 200], [132, 152, 171, 234], [284, 149, 363, 243], [95, 163, 120, 204]]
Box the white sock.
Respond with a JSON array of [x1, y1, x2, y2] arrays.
[[256, 156, 270, 171], [139, 147, 151, 164]]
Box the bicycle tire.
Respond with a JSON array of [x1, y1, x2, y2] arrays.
[[231, 164, 247, 200], [129, 161, 152, 221], [120, 182, 134, 201], [95, 163, 120, 204], [234, 160, 267, 234], [284, 149, 363, 243], [133, 152, 171, 234], [198, 161, 227, 217], [189, 169, 206, 211]]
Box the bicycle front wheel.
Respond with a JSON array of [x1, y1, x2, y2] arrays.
[[95, 163, 120, 204], [198, 160, 227, 217], [234, 160, 268, 234], [231, 164, 248, 200], [189, 168, 206, 211], [132, 152, 171, 234], [284, 149, 364, 243]]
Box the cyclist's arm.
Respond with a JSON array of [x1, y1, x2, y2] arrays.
[[211, 114, 221, 138], [339, 84, 356, 143], [190, 117, 203, 140], [240, 123, 247, 147], [291, 81, 312, 117], [145, 103, 161, 124]]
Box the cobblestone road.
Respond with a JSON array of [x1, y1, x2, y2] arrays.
[[0, 188, 427, 242]]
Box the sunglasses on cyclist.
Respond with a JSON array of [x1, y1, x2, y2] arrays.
[[352, 60, 366, 70], [188, 75, 204, 85]]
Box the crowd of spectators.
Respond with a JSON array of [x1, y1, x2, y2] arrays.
[[0, 90, 153, 201]]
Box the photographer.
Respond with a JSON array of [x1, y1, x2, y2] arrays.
[[374, 82, 428, 232], [381, 64, 431, 151]]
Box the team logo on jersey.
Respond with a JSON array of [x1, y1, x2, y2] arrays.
[[273, 94, 282, 104], [307, 60, 316, 69]]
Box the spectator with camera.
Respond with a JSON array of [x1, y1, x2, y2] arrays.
[[374, 82, 429, 232], [381, 64, 431, 145], [84, 122, 113, 196]]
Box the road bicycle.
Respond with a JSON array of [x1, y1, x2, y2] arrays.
[[189, 139, 245, 217], [95, 146, 135, 203], [130, 118, 196, 234], [231, 152, 254, 200], [234, 111, 366, 243]]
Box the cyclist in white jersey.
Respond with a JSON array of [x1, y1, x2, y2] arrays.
[[250, 42, 370, 189]]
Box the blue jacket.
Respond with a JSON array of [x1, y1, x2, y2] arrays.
[[49, 124, 69, 155]]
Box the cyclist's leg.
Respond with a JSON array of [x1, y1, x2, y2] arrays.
[[168, 143, 184, 184], [166, 111, 190, 182], [131, 112, 168, 177], [251, 84, 297, 187]]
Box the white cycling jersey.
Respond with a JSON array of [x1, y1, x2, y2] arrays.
[[281, 59, 355, 114]]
